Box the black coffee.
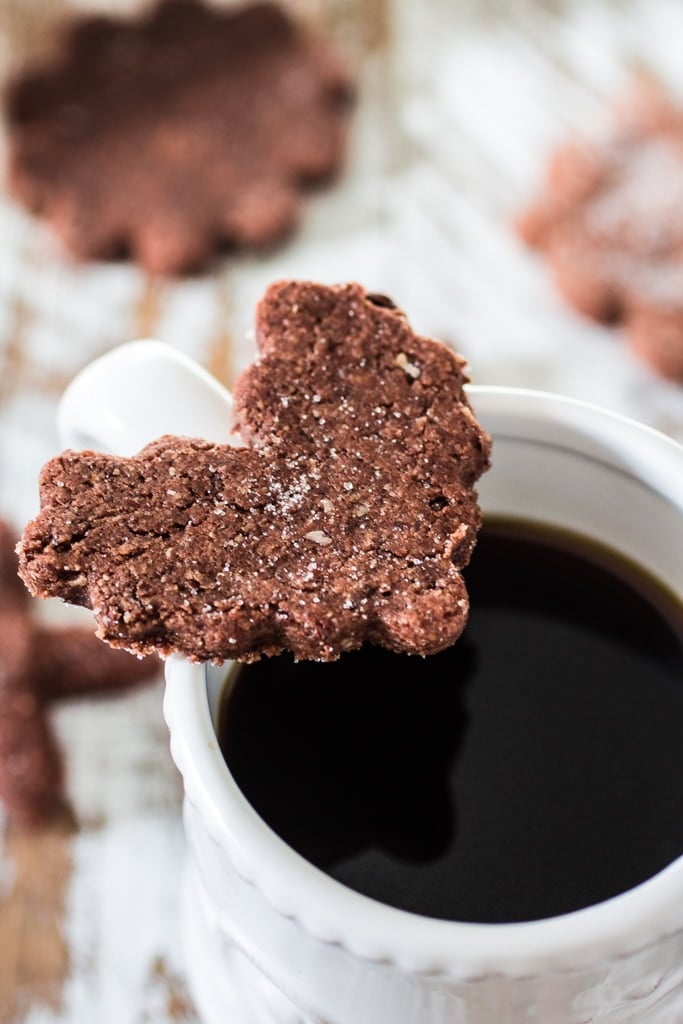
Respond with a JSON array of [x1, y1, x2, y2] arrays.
[[218, 519, 683, 924]]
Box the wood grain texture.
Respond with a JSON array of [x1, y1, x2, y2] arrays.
[[0, 821, 72, 1024]]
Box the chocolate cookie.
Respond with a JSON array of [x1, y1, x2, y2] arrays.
[[517, 79, 683, 381], [19, 281, 491, 663], [6, 0, 352, 275], [0, 521, 158, 824]]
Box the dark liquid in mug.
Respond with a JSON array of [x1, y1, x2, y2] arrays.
[[218, 520, 683, 924]]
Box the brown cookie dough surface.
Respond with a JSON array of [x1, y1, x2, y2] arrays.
[[0, 521, 158, 825], [6, 0, 351, 275], [517, 79, 683, 381], [20, 281, 491, 663]]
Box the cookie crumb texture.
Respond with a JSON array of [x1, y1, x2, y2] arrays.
[[20, 282, 490, 663], [5, 0, 351, 275], [517, 78, 683, 381], [0, 521, 157, 825]]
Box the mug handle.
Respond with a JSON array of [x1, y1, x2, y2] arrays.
[[58, 340, 235, 457]]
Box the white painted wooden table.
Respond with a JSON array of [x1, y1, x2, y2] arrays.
[[0, 2, 681, 1022]]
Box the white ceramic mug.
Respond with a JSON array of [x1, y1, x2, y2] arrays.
[[59, 341, 683, 1024]]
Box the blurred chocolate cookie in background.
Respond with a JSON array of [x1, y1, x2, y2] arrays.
[[0, 519, 158, 825], [5, 0, 353, 275], [518, 78, 683, 383]]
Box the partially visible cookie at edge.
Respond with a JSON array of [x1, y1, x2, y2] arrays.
[[517, 78, 683, 382], [19, 281, 491, 664], [5, 0, 352, 275], [0, 520, 159, 825]]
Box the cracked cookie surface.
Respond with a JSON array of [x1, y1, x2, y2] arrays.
[[20, 281, 491, 663]]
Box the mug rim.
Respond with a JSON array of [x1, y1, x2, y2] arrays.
[[164, 386, 683, 979]]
